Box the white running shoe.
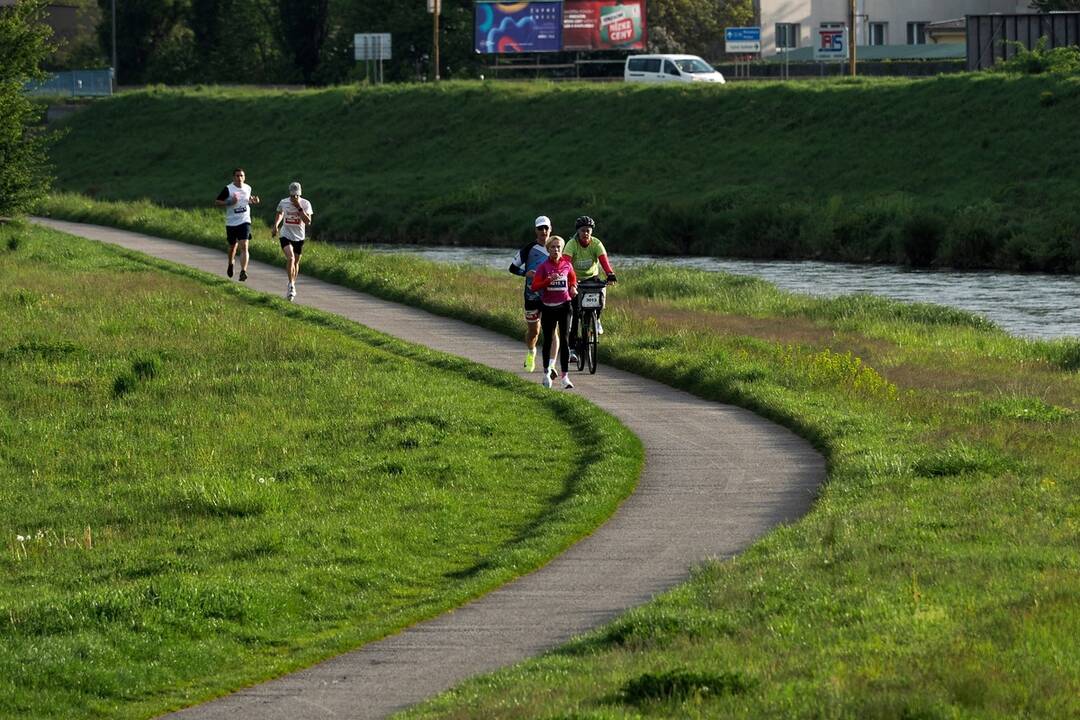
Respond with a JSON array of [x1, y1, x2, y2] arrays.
[[548, 365, 558, 381], [561, 374, 574, 389], [568, 349, 578, 363], [596, 318, 604, 335], [542, 373, 552, 389], [286, 282, 296, 301]]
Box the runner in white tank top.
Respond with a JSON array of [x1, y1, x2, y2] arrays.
[[214, 167, 260, 281]]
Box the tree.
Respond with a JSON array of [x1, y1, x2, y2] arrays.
[[277, 0, 330, 83], [187, 0, 288, 84], [0, 0, 56, 216], [1029, 1, 1080, 11], [95, 0, 192, 84], [648, 0, 755, 57]]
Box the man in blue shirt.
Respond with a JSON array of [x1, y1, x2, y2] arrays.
[[509, 215, 558, 374]]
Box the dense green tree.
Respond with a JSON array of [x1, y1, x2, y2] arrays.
[[187, 0, 288, 83], [1029, 1, 1080, 11], [95, 0, 192, 84], [43, 0, 104, 70], [277, 0, 330, 83], [87, 0, 759, 86], [334, 0, 476, 83], [649, 0, 754, 56], [0, 0, 55, 215]]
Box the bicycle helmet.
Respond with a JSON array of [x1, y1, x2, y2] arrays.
[[575, 215, 595, 230]]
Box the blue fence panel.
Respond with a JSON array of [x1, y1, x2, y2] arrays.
[[25, 69, 113, 97]]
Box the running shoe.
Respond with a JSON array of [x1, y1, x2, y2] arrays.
[[238, 269, 248, 282], [548, 365, 558, 381], [561, 374, 574, 390], [286, 282, 295, 301], [568, 349, 578, 364], [227, 263, 234, 278], [596, 318, 604, 335], [542, 373, 552, 389], [524, 350, 536, 372]]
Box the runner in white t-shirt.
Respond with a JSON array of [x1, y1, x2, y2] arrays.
[[270, 181, 313, 301], [213, 167, 260, 281]]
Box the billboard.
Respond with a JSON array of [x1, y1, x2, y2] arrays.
[[475, 2, 564, 54], [563, 1, 646, 51]]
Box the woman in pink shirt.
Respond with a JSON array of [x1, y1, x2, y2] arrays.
[[530, 235, 578, 389]]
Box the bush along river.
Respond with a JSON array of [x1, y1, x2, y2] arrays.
[[356, 245, 1079, 340]]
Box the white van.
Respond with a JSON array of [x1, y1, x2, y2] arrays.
[[624, 54, 726, 84]]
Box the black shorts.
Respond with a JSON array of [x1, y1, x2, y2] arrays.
[[280, 238, 304, 256], [226, 223, 251, 245], [524, 297, 543, 323]]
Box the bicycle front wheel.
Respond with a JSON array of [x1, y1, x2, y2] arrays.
[[586, 312, 599, 374]]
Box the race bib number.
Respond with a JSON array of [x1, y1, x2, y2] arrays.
[[581, 292, 602, 309]]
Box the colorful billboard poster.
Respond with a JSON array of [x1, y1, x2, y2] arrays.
[[475, 2, 564, 54], [562, 1, 646, 51]]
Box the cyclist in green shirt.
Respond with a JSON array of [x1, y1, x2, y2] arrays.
[[563, 216, 617, 361]]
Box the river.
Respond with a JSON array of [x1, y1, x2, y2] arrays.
[[354, 244, 1079, 340]]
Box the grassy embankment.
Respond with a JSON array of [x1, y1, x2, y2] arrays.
[[34, 196, 1080, 718], [0, 221, 641, 720], [46, 78, 1080, 272]]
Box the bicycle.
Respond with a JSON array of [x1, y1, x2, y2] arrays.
[[573, 278, 607, 375]]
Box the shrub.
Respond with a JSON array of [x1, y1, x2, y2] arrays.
[[900, 211, 947, 267], [132, 354, 161, 380], [994, 37, 1080, 75], [621, 669, 754, 704], [939, 202, 1005, 269]]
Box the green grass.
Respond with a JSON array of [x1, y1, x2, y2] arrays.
[[0, 221, 642, 720], [32, 198, 1080, 719], [41, 77, 1080, 271]]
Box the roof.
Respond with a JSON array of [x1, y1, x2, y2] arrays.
[[927, 18, 966, 31]]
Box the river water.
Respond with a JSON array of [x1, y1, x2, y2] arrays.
[[355, 244, 1079, 340]]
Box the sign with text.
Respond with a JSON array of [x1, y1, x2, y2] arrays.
[[563, 1, 646, 51], [813, 26, 848, 61], [354, 33, 391, 61], [474, 1, 563, 54], [724, 27, 760, 53]]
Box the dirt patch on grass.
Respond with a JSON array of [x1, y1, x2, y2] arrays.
[[612, 298, 1080, 407], [615, 297, 895, 362]]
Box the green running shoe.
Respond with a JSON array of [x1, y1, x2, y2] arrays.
[[524, 350, 536, 372]]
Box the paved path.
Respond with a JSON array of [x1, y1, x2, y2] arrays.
[[34, 218, 825, 720]]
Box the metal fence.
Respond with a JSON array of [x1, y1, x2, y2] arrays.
[[25, 69, 113, 97], [967, 12, 1080, 71]]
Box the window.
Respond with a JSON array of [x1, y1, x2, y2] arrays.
[[907, 21, 927, 45], [776, 23, 800, 50], [870, 22, 887, 46], [664, 60, 680, 76], [674, 58, 715, 74], [628, 57, 661, 73]]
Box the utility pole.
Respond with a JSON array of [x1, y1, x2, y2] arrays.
[[848, 0, 857, 77], [111, 0, 117, 88], [431, 0, 440, 81]]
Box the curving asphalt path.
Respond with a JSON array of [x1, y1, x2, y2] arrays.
[[33, 218, 825, 720]]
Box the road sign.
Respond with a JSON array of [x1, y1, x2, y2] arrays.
[[725, 27, 761, 53], [354, 33, 391, 61], [813, 26, 847, 61]]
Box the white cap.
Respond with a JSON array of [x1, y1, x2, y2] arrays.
[[289, 181, 302, 196], [534, 215, 551, 228]]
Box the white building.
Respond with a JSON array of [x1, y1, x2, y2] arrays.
[[756, 1, 1031, 56]]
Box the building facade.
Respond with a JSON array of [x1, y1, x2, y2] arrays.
[[757, 0, 1030, 56]]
